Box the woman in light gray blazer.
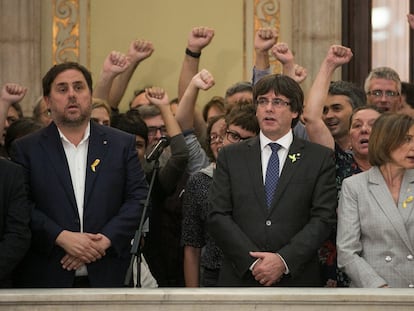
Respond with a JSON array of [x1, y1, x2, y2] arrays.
[[337, 113, 414, 288]]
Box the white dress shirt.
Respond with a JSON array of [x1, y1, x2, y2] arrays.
[[58, 123, 90, 276]]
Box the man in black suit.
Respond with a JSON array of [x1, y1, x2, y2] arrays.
[[11, 61, 148, 287], [0, 158, 31, 287], [208, 74, 337, 286]]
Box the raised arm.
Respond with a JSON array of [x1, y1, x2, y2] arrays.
[[93, 51, 130, 103], [0, 83, 27, 145], [146, 87, 189, 192], [177, 26, 214, 99], [175, 69, 215, 131], [303, 45, 353, 150], [145, 87, 181, 138], [107, 39, 154, 110], [252, 27, 277, 85], [272, 42, 307, 84]]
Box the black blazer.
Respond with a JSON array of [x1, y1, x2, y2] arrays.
[[0, 158, 31, 287], [208, 135, 337, 286]]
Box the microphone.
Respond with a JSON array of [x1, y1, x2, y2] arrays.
[[145, 136, 170, 162]]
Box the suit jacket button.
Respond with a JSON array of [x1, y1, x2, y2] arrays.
[[75, 219, 80, 224], [407, 254, 414, 261], [385, 256, 392, 262], [265, 220, 272, 226]]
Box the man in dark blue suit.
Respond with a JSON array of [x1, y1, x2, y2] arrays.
[[11, 62, 148, 287]]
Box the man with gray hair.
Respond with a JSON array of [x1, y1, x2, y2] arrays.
[[364, 66, 402, 113]]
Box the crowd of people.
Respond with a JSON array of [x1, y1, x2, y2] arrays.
[[1, 14, 414, 289]]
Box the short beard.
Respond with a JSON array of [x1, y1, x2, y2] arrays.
[[54, 106, 92, 128]]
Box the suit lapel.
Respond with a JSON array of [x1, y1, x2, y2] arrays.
[[84, 122, 109, 207], [369, 167, 414, 253], [39, 123, 77, 211], [245, 137, 268, 212]]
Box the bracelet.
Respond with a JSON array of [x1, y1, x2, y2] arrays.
[[185, 48, 201, 58]]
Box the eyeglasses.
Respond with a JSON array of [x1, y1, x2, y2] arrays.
[[147, 126, 167, 137], [366, 90, 399, 98], [226, 130, 253, 143], [209, 133, 224, 145], [256, 97, 290, 108]]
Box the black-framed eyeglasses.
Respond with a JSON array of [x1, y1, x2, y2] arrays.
[[147, 126, 167, 137], [256, 97, 290, 108], [226, 130, 253, 143], [366, 90, 399, 98], [209, 133, 224, 145]]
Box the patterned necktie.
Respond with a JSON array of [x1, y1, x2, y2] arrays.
[[265, 143, 281, 208]]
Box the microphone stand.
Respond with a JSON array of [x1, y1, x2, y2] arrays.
[[124, 157, 159, 287]]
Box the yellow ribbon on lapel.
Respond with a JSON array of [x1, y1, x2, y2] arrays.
[[91, 159, 100, 172]]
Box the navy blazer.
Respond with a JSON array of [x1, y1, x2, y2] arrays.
[[208, 135, 337, 286], [11, 121, 148, 287]]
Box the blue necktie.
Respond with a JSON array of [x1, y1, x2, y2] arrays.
[[265, 143, 281, 208]]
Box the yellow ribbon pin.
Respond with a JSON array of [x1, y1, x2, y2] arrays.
[[91, 159, 100, 172], [288, 153, 301, 163], [403, 196, 413, 208]]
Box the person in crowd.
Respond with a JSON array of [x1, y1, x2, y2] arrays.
[[224, 81, 253, 107], [364, 66, 402, 113], [252, 27, 307, 86], [107, 39, 154, 114], [202, 96, 226, 123], [129, 88, 151, 110], [0, 83, 26, 157], [182, 102, 259, 287], [110, 111, 157, 288], [111, 111, 148, 163], [91, 40, 153, 115], [399, 82, 414, 118], [271, 42, 307, 84], [337, 113, 414, 288], [252, 27, 308, 140], [91, 98, 111, 126], [175, 69, 216, 175], [207, 74, 337, 287], [182, 114, 226, 287], [303, 44, 367, 287], [137, 88, 189, 287], [93, 50, 130, 109], [32, 96, 52, 126], [0, 158, 31, 288], [4, 118, 42, 156], [177, 26, 215, 141], [303, 45, 366, 175], [10, 62, 149, 288], [178, 26, 215, 99]]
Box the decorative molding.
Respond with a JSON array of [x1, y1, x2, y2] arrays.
[[51, 0, 89, 66], [52, 0, 80, 64], [254, 0, 281, 73]]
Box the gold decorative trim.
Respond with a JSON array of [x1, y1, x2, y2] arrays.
[[254, 0, 281, 73], [52, 0, 80, 64]]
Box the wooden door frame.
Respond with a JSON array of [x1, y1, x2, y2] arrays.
[[342, 0, 414, 84]]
